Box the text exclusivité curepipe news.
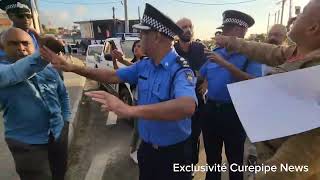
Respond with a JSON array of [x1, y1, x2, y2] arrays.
[[173, 163, 309, 174]]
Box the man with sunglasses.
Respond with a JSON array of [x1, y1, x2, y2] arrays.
[[0, 0, 39, 50]]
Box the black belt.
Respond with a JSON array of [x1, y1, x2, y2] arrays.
[[207, 99, 233, 107], [142, 136, 190, 151]]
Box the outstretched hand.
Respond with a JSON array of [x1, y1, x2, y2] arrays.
[[85, 91, 134, 118], [214, 35, 229, 48], [205, 49, 229, 66], [40, 46, 75, 72]]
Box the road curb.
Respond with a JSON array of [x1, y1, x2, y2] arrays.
[[67, 76, 86, 149], [85, 147, 121, 180]]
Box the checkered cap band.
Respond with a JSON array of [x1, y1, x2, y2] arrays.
[[5, 2, 31, 12], [142, 15, 176, 38], [224, 18, 249, 28]]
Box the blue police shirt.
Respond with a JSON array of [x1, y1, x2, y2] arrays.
[[0, 52, 71, 144], [200, 47, 262, 102], [116, 48, 197, 146], [29, 31, 39, 50]]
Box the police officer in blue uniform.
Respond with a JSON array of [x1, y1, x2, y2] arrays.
[[0, 0, 39, 49], [200, 10, 262, 180], [41, 3, 198, 180]]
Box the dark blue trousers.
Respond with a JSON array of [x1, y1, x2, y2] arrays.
[[201, 100, 246, 180], [137, 137, 193, 180]]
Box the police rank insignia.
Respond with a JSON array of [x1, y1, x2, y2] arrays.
[[177, 57, 190, 68], [185, 71, 195, 84]]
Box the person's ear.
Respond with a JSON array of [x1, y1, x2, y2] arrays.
[[308, 23, 320, 36], [154, 32, 162, 43]]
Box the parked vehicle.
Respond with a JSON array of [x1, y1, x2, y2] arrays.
[[85, 44, 104, 68], [88, 35, 140, 110]]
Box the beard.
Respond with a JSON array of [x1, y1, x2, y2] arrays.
[[16, 52, 29, 58], [179, 31, 193, 42], [267, 39, 280, 45]]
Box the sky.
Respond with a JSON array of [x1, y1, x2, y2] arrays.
[[38, 0, 310, 40]]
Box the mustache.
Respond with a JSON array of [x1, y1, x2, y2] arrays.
[[267, 39, 279, 45]]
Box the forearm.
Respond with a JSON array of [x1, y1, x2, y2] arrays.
[[71, 64, 122, 84], [226, 37, 290, 66], [112, 60, 119, 70], [118, 59, 133, 66], [61, 93, 71, 122], [0, 52, 48, 88], [223, 62, 253, 80], [257, 128, 320, 180], [131, 97, 196, 121]]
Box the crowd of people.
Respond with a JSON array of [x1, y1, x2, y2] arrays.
[[0, 0, 320, 180]]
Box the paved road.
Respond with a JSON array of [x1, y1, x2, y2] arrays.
[[0, 57, 86, 180], [66, 80, 238, 180], [66, 80, 138, 180]]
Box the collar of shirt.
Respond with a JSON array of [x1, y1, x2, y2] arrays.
[[0, 59, 11, 65], [213, 46, 239, 58], [156, 48, 178, 70]]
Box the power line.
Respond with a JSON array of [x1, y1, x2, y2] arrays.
[[170, 0, 258, 6], [41, 0, 121, 5]]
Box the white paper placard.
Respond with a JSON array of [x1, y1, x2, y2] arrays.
[[227, 65, 320, 143]]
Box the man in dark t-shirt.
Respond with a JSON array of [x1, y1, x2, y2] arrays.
[[174, 18, 207, 171]]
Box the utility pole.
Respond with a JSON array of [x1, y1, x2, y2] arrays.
[[289, 0, 292, 19], [112, 7, 116, 36], [112, 7, 115, 20], [280, 0, 286, 24], [274, 12, 277, 24], [138, 6, 141, 22], [124, 0, 129, 33], [277, 9, 280, 23], [267, 13, 270, 33]]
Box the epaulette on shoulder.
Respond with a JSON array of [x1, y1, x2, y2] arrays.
[[176, 57, 190, 68], [141, 56, 148, 61]]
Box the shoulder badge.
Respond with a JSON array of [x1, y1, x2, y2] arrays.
[[176, 57, 190, 68], [185, 70, 195, 85]]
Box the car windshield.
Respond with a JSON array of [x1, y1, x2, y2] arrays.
[[120, 40, 135, 60], [87, 46, 103, 56]]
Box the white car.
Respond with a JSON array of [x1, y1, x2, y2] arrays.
[[85, 44, 104, 68], [94, 36, 140, 110]]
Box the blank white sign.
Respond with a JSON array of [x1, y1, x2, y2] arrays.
[[227, 65, 320, 143]]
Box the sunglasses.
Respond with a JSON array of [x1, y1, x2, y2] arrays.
[[15, 14, 32, 19]]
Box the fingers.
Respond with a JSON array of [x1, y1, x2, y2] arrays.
[[85, 93, 106, 100], [40, 47, 52, 60], [101, 105, 110, 112], [43, 46, 57, 56], [206, 55, 218, 61], [85, 91, 109, 98], [91, 97, 107, 105], [213, 35, 226, 47]]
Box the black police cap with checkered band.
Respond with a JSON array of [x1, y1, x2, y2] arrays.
[[133, 3, 183, 39], [217, 10, 255, 29], [0, 0, 31, 14]]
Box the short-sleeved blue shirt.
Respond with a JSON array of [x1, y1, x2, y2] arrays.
[[200, 47, 262, 103], [116, 48, 197, 146]]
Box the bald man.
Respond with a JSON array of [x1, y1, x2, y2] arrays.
[[214, 0, 320, 179], [267, 24, 287, 45], [174, 18, 207, 169], [0, 28, 71, 180]]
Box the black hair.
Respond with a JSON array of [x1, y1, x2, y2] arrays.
[[131, 40, 141, 53]]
